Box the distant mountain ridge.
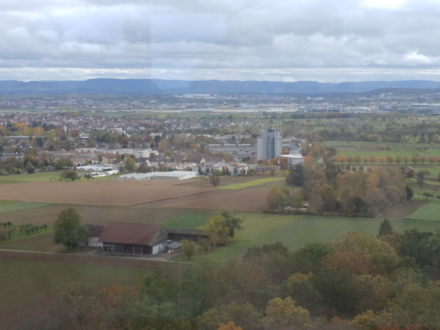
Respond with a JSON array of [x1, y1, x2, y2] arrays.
[[2, 78, 440, 95]]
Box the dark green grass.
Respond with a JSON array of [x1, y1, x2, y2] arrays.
[[0, 201, 52, 214], [0, 180, 23, 185]]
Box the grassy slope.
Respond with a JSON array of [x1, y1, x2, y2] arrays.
[[0, 201, 52, 214], [404, 203, 440, 221], [172, 213, 440, 262], [219, 177, 284, 190], [0, 259, 147, 313]]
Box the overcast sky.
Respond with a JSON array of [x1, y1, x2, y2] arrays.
[[1, 0, 440, 82]]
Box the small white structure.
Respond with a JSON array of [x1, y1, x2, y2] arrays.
[[76, 165, 114, 172], [118, 171, 198, 181], [280, 154, 305, 166], [85, 225, 105, 248]]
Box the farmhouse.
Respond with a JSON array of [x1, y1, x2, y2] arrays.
[[86, 224, 105, 248], [99, 222, 168, 255]]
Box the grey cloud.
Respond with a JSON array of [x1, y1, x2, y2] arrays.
[[0, 0, 440, 81]]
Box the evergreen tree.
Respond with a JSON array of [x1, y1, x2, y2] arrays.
[[406, 186, 413, 201], [377, 219, 394, 237]]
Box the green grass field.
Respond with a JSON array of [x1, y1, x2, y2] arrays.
[[219, 177, 284, 190], [0, 201, 52, 214], [0, 259, 148, 314], [162, 211, 214, 228], [404, 203, 440, 221], [257, 181, 292, 190], [336, 149, 440, 159], [0, 180, 23, 185], [0, 171, 117, 184], [172, 212, 440, 262], [0, 172, 57, 183], [320, 141, 440, 159]]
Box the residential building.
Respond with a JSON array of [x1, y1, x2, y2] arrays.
[[257, 128, 282, 160]]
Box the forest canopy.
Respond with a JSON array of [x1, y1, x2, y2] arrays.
[[22, 222, 440, 330]]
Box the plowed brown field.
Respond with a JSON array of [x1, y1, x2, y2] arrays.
[[0, 204, 204, 226], [143, 189, 268, 212], [0, 180, 212, 206]]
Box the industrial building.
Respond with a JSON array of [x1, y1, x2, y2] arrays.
[[281, 154, 305, 166], [117, 171, 198, 180]]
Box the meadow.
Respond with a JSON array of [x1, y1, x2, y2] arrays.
[[162, 210, 214, 228], [0, 171, 120, 185], [219, 177, 284, 190], [0, 172, 60, 183], [321, 141, 440, 159], [0, 200, 52, 214], [404, 203, 440, 221], [171, 212, 440, 262]]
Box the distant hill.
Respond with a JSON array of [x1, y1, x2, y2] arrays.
[[2, 78, 440, 95]]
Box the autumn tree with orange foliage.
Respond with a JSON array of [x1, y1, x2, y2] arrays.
[[216, 322, 243, 330]]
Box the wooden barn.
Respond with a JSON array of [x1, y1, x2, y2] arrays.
[[99, 222, 168, 255]]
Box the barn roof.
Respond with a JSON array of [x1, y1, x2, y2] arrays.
[[86, 224, 105, 237], [166, 241, 182, 249], [99, 222, 164, 246]]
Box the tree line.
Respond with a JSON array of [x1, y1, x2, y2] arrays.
[[270, 163, 410, 217], [19, 220, 440, 330], [330, 154, 440, 166], [182, 208, 244, 259], [0, 222, 48, 241]]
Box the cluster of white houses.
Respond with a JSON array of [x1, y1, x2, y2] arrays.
[[85, 222, 207, 255]]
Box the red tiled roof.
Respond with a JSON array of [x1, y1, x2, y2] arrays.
[[98, 222, 162, 245]]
